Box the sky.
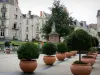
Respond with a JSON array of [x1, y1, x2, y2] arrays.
[[18, 0, 100, 24]]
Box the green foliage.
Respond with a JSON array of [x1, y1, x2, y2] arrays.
[[91, 37, 99, 47], [73, 61, 88, 64], [66, 29, 92, 51], [42, 0, 74, 40], [17, 42, 40, 60], [89, 47, 98, 52], [42, 42, 57, 55], [82, 56, 93, 58], [5, 41, 10, 47], [57, 43, 67, 53]]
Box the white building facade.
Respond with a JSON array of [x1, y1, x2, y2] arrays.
[[21, 11, 40, 41], [0, 0, 22, 41], [97, 10, 100, 41]]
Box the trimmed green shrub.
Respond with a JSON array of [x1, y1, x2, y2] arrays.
[[89, 47, 98, 52], [73, 61, 88, 64], [91, 37, 99, 47], [66, 29, 92, 62], [17, 42, 40, 60], [67, 29, 92, 51], [57, 43, 67, 53], [82, 56, 93, 58], [42, 42, 57, 55]]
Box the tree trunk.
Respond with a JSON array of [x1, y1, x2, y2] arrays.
[[59, 36, 61, 42], [79, 50, 81, 61]]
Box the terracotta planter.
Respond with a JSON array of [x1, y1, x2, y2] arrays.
[[66, 52, 73, 58], [81, 57, 95, 66], [71, 51, 77, 56], [19, 60, 37, 73], [43, 56, 56, 65], [70, 63, 92, 75], [56, 53, 66, 61], [88, 55, 97, 59], [88, 52, 98, 56]]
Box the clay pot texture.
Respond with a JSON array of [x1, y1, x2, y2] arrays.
[[56, 53, 66, 61], [43, 56, 56, 65], [81, 58, 95, 66], [19, 60, 37, 73], [88, 55, 97, 59], [71, 51, 77, 56], [70, 63, 92, 75], [66, 52, 73, 58]]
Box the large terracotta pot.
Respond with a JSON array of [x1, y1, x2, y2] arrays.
[[66, 52, 73, 58], [43, 56, 56, 65], [81, 57, 95, 66], [71, 51, 77, 56], [19, 60, 37, 73], [88, 52, 98, 56], [88, 55, 97, 59], [56, 53, 66, 61], [70, 63, 92, 75]]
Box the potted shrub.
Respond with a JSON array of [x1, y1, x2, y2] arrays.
[[70, 50, 77, 56], [64, 36, 75, 58], [81, 56, 95, 66], [67, 29, 92, 75], [56, 43, 67, 61], [42, 42, 57, 65], [88, 36, 99, 56], [88, 47, 97, 59], [17, 42, 40, 73]]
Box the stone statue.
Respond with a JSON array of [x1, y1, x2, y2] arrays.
[[51, 22, 56, 32]]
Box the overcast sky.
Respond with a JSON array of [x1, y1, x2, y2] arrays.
[[18, 0, 100, 24]]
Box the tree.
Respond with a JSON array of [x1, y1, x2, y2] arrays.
[[66, 29, 92, 62], [42, 0, 74, 40]]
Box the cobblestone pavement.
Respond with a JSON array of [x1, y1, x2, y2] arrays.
[[0, 53, 99, 75]]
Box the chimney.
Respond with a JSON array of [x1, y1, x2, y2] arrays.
[[40, 11, 42, 17], [29, 11, 31, 15]]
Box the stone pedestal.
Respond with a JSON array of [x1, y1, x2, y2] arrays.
[[49, 31, 59, 44]]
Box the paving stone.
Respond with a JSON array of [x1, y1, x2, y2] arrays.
[[0, 53, 100, 75]]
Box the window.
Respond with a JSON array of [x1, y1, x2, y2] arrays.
[[16, 8, 18, 11], [20, 16, 21, 20], [80, 23, 83, 27], [15, 15, 18, 19], [26, 27, 29, 32], [25, 34, 29, 41], [26, 19, 29, 25], [36, 26, 39, 33], [13, 23, 17, 29], [0, 29, 4, 36], [2, 13, 5, 18]]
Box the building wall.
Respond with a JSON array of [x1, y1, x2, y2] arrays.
[[0, 0, 22, 40], [97, 15, 100, 32], [21, 11, 40, 41], [88, 24, 97, 30]]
